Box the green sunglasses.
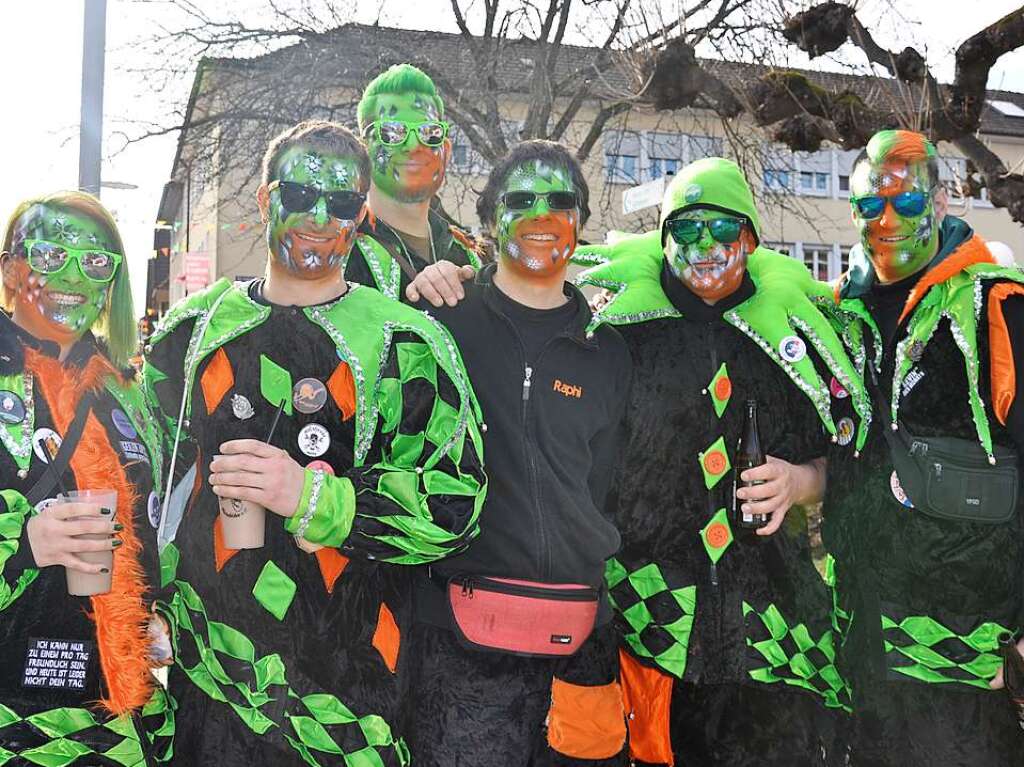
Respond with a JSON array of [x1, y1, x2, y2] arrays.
[[367, 120, 449, 148], [665, 217, 744, 246], [22, 239, 123, 283]]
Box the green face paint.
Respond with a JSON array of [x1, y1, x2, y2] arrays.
[[366, 93, 447, 203], [664, 208, 753, 303], [851, 130, 937, 282], [494, 160, 579, 282], [267, 144, 364, 278], [11, 204, 117, 340]]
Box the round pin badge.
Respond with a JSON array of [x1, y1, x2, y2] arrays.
[[836, 417, 855, 446], [32, 428, 62, 462], [779, 335, 807, 363], [110, 409, 138, 439], [231, 393, 255, 420], [0, 391, 25, 425], [684, 183, 703, 203], [890, 470, 914, 508], [305, 459, 335, 476], [829, 377, 850, 400], [293, 378, 328, 415], [297, 424, 330, 458], [147, 491, 162, 528]]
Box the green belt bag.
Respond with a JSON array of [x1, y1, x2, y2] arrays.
[[869, 368, 1019, 524]]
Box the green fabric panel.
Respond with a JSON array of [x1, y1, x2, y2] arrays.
[[358, 714, 394, 747], [285, 472, 356, 548], [389, 432, 425, 468], [259, 354, 294, 415], [375, 472, 423, 519], [0, 492, 39, 612], [898, 615, 955, 647], [160, 542, 180, 588], [26, 708, 97, 737], [0, 704, 19, 728], [289, 716, 344, 754], [422, 469, 478, 497], [675, 585, 697, 615], [605, 558, 628, 590], [396, 342, 438, 386], [628, 562, 670, 600], [761, 603, 788, 642], [963, 622, 1005, 653], [345, 748, 387, 767], [960, 653, 1002, 679], [424, 398, 459, 451], [252, 560, 297, 621], [301, 693, 357, 725], [20, 738, 93, 767], [376, 378, 402, 435], [891, 642, 957, 669], [0, 374, 32, 472]]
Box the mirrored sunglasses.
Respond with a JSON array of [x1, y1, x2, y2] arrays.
[[851, 190, 929, 220], [665, 217, 744, 246]]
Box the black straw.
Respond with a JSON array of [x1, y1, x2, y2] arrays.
[[264, 399, 286, 444]]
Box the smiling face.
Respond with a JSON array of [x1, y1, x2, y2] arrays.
[[4, 203, 117, 346], [494, 160, 579, 283], [366, 92, 449, 203], [261, 144, 365, 278], [850, 156, 941, 284], [664, 208, 755, 304]]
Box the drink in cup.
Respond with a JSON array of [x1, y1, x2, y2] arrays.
[[59, 489, 117, 597], [218, 496, 266, 550]]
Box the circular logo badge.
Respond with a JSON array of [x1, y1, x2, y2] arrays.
[[779, 335, 807, 363], [32, 428, 62, 462], [714, 376, 733, 402], [829, 376, 849, 400], [305, 459, 335, 476], [231, 393, 255, 420], [890, 470, 914, 508], [293, 378, 328, 415], [836, 417, 855, 446], [684, 183, 703, 203], [297, 424, 330, 458], [147, 491, 162, 528], [0, 391, 25, 425], [222, 498, 247, 518], [110, 409, 138, 439]]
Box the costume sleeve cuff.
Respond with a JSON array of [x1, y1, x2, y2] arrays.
[[285, 470, 356, 547]]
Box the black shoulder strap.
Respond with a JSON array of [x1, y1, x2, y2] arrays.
[[25, 393, 96, 506]]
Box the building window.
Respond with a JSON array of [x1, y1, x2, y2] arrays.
[[838, 175, 850, 193], [800, 171, 830, 195], [650, 157, 680, 179], [606, 154, 639, 184], [765, 241, 795, 257], [839, 246, 851, 277], [764, 168, 791, 191], [802, 243, 832, 281], [452, 143, 470, 168]]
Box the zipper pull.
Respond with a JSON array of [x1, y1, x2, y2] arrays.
[[522, 365, 533, 401], [710, 562, 718, 587]]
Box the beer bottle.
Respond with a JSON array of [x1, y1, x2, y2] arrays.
[[998, 632, 1024, 728], [732, 399, 768, 536]]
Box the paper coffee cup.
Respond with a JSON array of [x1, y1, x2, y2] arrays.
[[218, 497, 266, 550], [59, 489, 117, 597]]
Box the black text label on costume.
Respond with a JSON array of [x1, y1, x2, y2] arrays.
[[22, 637, 94, 691]]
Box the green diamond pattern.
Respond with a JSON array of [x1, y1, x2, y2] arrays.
[[743, 600, 850, 710], [252, 560, 297, 621], [605, 559, 696, 679], [881, 612, 1008, 689]]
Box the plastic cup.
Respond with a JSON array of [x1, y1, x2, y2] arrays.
[[58, 489, 117, 597], [218, 496, 266, 550]]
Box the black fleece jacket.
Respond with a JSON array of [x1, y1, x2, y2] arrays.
[[418, 264, 631, 601]]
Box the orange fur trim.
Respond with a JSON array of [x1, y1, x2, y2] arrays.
[[371, 601, 400, 674], [314, 548, 349, 594], [987, 282, 1024, 425], [26, 349, 154, 716], [899, 235, 994, 324]]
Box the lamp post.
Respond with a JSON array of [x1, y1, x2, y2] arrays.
[[78, 0, 107, 196]]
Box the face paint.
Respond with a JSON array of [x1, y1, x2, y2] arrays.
[[266, 145, 364, 279], [494, 160, 579, 283], [7, 204, 116, 345], [664, 209, 754, 303], [367, 93, 448, 203], [850, 133, 939, 283]]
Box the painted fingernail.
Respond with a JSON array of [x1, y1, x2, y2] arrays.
[[113, 523, 124, 531], [112, 539, 123, 548], [100, 508, 112, 515], [100, 568, 110, 573]]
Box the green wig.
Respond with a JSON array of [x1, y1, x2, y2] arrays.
[[357, 63, 444, 132], [1, 191, 136, 369]]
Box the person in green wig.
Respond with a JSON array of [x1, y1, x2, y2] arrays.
[[567, 157, 871, 765], [143, 121, 487, 766], [0, 190, 174, 764], [822, 128, 1024, 765], [346, 63, 483, 303]]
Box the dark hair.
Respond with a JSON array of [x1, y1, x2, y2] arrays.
[[261, 121, 370, 189], [477, 140, 590, 230]]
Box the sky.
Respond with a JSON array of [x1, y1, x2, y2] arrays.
[[2, 0, 1023, 315]]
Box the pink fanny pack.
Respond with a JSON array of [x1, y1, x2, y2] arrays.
[[447, 575, 599, 657]]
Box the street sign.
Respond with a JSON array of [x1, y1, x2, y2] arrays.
[[622, 175, 666, 215], [183, 252, 211, 293]]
